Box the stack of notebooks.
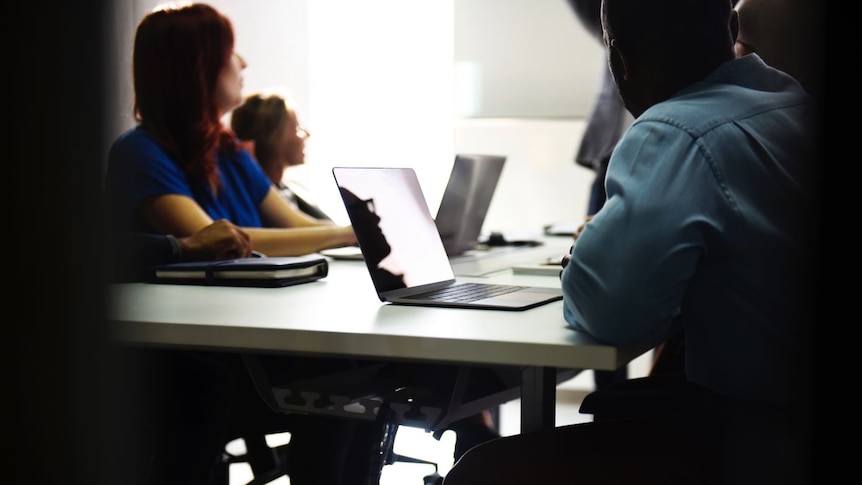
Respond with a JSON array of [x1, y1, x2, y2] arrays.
[[151, 254, 328, 287]]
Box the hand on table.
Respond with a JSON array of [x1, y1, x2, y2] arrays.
[[177, 219, 252, 261]]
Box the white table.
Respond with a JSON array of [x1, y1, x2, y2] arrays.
[[108, 247, 650, 433]]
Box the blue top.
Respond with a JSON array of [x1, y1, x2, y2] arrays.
[[561, 55, 817, 406], [106, 126, 273, 234]]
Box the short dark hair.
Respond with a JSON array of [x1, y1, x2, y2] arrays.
[[602, 0, 735, 72]]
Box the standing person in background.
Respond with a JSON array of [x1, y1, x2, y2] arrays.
[[231, 91, 334, 221], [444, 0, 818, 482], [565, 0, 629, 217], [564, 0, 631, 389]]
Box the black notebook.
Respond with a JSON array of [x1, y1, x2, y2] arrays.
[[332, 166, 562, 311], [152, 255, 328, 287]]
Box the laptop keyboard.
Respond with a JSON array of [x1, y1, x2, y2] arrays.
[[407, 282, 526, 303]]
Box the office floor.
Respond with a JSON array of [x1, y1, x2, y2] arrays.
[[227, 354, 653, 485]]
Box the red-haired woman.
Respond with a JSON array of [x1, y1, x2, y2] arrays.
[[106, 3, 355, 256], [105, 4, 376, 485]]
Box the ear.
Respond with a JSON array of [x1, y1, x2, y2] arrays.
[[730, 9, 739, 45], [608, 38, 631, 82]]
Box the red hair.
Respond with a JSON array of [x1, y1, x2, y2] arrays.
[[132, 3, 239, 192]]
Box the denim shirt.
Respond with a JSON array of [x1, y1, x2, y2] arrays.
[[561, 55, 817, 406]]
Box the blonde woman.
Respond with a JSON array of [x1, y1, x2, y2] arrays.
[[231, 91, 332, 220]]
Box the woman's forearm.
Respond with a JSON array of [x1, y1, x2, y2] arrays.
[[243, 225, 356, 256]]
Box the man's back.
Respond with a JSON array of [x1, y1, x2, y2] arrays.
[[560, 0, 818, 409], [565, 54, 816, 406], [616, 55, 815, 405], [443, 1, 819, 482]]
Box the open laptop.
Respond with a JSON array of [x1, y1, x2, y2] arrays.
[[435, 154, 506, 256], [322, 154, 505, 261], [332, 166, 563, 311]]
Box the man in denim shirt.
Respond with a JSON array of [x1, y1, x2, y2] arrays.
[[444, 0, 819, 482]]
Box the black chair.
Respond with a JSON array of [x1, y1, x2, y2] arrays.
[[218, 356, 446, 484], [240, 354, 581, 485], [369, 386, 447, 485], [211, 353, 299, 485], [217, 386, 442, 485]]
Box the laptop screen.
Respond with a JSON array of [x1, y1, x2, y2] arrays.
[[333, 167, 456, 293], [435, 154, 506, 256]]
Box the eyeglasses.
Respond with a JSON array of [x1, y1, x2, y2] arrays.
[[295, 126, 310, 139]]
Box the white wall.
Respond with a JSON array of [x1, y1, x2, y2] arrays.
[[454, 0, 605, 118], [455, 118, 594, 234], [301, 0, 456, 222]]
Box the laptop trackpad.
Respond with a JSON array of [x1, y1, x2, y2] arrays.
[[474, 287, 563, 307]]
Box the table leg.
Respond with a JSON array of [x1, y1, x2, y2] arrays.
[[520, 366, 556, 433]]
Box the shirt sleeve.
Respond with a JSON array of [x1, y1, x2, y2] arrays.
[[110, 232, 174, 282], [231, 148, 272, 208], [107, 128, 194, 232], [560, 119, 726, 346]]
